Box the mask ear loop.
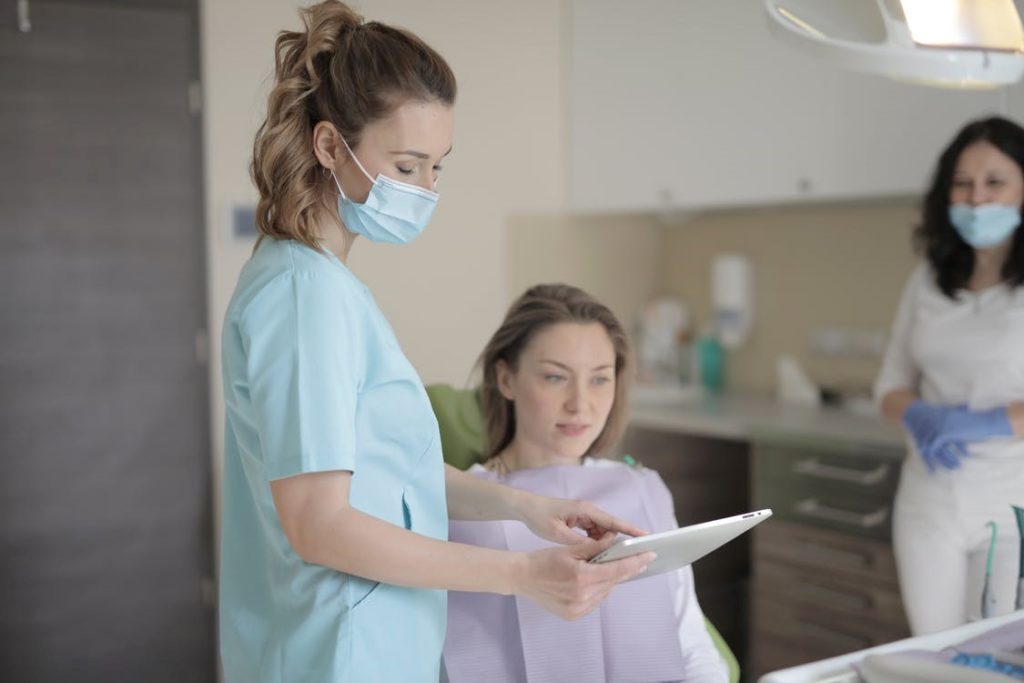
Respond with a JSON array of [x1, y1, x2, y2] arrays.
[[337, 133, 376, 184], [330, 130, 376, 203], [330, 170, 347, 201]]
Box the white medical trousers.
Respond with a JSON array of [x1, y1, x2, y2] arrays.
[[893, 452, 1024, 635]]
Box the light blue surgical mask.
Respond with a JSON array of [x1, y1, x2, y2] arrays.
[[331, 136, 439, 245], [948, 202, 1021, 248]]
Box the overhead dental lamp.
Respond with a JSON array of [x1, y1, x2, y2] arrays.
[[764, 0, 1024, 88]]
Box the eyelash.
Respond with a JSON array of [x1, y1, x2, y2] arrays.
[[396, 165, 444, 175], [543, 374, 612, 385], [954, 179, 1005, 187]]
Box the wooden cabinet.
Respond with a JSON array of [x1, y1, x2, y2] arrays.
[[569, 0, 1006, 213], [749, 434, 910, 679]]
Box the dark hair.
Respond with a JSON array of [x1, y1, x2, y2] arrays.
[[915, 116, 1024, 297], [251, 1, 456, 250], [478, 284, 632, 460]]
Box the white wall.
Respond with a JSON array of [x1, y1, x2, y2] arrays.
[[200, 0, 572, 498]]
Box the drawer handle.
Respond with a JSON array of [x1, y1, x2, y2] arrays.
[[794, 498, 889, 529], [793, 458, 890, 486]]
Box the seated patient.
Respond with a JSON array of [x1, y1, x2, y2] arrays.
[[444, 283, 728, 683]]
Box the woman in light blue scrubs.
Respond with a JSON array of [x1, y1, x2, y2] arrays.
[[218, 3, 654, 682]]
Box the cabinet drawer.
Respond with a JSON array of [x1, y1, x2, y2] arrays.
[[752, 594, 909, 660], [755, 440, 902, 501], [754, 558, 906, 626], [750, 610, 909, 680], [757, 479, 894, 541], [750, 632, 827, 679], [755, 519, 899, 586]]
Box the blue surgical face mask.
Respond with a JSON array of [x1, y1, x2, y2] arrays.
[[331, 136, 439, 245], [948, 203, 1021, 248]]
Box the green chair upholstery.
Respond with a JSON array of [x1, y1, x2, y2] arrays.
[[425, 384, 486, 470], [704, 617, 740, 683], [425, 383, 741, 683]]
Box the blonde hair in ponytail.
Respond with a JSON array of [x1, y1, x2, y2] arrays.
[[251, 1, 457, 250]]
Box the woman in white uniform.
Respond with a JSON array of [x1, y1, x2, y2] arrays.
[[219, 3, 652, 681], [876, 116, 1024, 635]]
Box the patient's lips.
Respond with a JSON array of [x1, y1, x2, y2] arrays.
[[556, 422, 589, 437]]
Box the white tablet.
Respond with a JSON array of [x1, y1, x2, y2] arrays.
[[589, 509, 773, 581]]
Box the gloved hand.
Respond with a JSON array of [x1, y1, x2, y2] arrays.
[[924, 405, 1014, 469], [902, 401, 1014, 473], [901, 401, 965, 472]]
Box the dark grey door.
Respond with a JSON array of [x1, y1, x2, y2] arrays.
[[0, 1, 214, 680]]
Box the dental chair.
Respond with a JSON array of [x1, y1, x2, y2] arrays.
[[425, 383, 741, 683], [757, 610, 1024, 683]]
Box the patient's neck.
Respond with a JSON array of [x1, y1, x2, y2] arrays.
[[498, 438, 582, 473]]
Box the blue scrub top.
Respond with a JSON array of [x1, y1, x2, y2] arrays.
[[219, 238, 448, 683]]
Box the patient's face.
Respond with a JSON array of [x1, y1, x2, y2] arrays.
[[499, 322, 617, 463]]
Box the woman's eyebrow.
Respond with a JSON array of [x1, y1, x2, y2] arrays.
[[389, 146, 454, 159], [539, 360, 614, 372]]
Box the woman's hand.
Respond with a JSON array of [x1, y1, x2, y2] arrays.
[[513, 533, 654, 620], [902, 401, 1013, 472], [901, 400, 964, 471], [519, 493, 648, 546], [923, 405, 1013, 470]]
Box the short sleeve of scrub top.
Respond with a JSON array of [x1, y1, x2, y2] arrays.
[[219, 239, 448, 683], [239, 264, 363, 479]]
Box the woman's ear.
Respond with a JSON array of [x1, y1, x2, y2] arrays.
[[312, 121, 345, 171], [495, 360, 516, 401]]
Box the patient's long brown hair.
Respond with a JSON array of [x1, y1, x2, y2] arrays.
[[478, 284, 632, 460]]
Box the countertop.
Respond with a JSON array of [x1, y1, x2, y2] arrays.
[[628, 392, 906, 450]]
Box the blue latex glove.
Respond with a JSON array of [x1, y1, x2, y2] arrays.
[[925, 405, 1014, 468], [901, 401, 966, 472]]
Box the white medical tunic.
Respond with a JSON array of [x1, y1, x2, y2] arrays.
[[875, 262, 1024, 463]]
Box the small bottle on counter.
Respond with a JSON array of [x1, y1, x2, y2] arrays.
[[696, 331, 724, 393], [676, 323, 694, 385]]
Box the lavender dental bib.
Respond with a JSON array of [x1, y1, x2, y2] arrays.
[[445, 463, 687, 683]]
